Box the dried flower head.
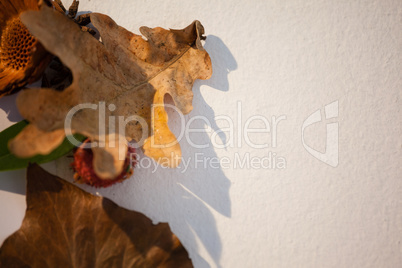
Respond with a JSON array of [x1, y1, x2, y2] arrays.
[[0, 0, 52, 97]]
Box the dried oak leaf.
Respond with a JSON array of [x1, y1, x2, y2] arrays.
[[9, 6, 212, 179], [0, 164, 193, 268]]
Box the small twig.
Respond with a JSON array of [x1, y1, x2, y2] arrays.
[[68, 0, 79, 19], [54, 0, 66, 12], [74, 13, 91, 26]]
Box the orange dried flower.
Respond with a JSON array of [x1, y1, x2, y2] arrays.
[[0, 0, 52, 97]]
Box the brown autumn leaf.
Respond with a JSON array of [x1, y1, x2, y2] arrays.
[[0, 164, 193, 268], [9, 6, 212, 179]]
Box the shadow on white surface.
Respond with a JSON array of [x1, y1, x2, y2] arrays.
[[0, 169, 26, 196], [204, 35, 237, 93], [0, 94, 23, 123], [159, 35, 236, 267]]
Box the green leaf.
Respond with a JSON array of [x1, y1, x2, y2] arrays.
[[0, 121, 85, 172]]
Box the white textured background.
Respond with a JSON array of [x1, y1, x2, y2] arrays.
[[0, 0, 401, 267]]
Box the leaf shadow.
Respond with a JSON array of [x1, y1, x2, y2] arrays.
[[103, 35, 237, 268], [0, 94, 23, 123], [165, 35, 236, 268], [0, 93, 25, 195], [203, 35, 238, 93]]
